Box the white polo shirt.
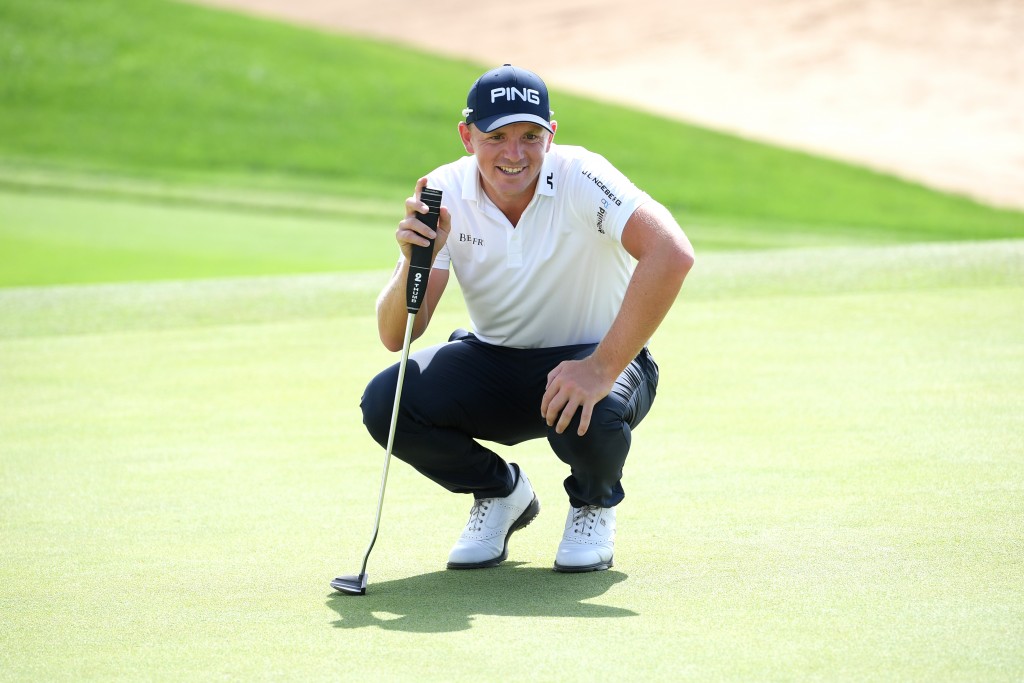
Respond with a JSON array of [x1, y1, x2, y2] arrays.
[[425, 143, 651, 349]]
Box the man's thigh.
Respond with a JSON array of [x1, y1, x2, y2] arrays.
[[398, 335, 594, 445]]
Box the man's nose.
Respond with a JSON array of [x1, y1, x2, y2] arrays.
[[503, 138, 524, 161]]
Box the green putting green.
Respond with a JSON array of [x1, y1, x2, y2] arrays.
[[2, 241, 1021, 680]]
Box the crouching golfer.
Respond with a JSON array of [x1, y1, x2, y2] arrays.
[[362, 64, 694, 572]]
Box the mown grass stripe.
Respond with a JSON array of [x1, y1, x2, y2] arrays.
[[3, 240, 1020, 339]]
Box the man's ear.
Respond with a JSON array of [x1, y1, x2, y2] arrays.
[[546, 120, 557, 149], [458, 121, 474, 154]]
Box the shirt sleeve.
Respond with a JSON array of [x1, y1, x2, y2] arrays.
[[431, 242, 452, 270], [565, 150, 651, 242]]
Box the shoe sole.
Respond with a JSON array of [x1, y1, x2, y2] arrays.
[[446, 495, 541, 570], [552, 557, 614, 573]]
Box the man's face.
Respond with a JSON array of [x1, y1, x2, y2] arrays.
[[459, 121, 556, 205]]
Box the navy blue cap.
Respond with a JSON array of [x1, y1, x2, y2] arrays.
[[463, 64, 553, 133]]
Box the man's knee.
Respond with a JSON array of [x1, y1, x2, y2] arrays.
[[360, 369, 397, 446], [547, 403, 631, 463]]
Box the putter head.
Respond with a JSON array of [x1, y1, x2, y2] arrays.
[[330, 573, 368, 596]]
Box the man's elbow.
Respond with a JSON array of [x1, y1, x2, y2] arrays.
[[380, 334, 404, 353], [668, 237, 695, 286], [378, 324, 407, 353], [678, 244, 695, 277]]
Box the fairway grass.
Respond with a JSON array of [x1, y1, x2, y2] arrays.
[[0, 186, 398, 287], [4, 179, 1023, 288], [2, 242, 1021, 681]]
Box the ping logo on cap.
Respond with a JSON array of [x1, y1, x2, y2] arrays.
[[464, 64, 554, 134], [490, 87, 541, 105]]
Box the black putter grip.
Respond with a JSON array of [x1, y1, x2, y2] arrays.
[[405, 187, 443, 314]]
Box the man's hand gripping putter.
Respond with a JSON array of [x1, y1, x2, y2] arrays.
[[406, 188, 442, 313]]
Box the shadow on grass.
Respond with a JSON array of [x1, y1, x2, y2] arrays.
[[325, 563, 636, 632]]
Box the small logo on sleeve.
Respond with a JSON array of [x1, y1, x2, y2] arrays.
[[596, 198, 610, 234], [581, 170, 622, 207]]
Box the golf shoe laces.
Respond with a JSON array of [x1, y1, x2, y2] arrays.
[[465, 499, 492, 533], [570, 505, 599, 537]]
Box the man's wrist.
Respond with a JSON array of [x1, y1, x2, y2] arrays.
[[588, 344, 630, 384]]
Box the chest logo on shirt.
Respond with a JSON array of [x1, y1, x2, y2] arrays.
[[458, 233, 485, 246]]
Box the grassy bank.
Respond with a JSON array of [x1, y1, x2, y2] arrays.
[[2, 0, 1022, 272]]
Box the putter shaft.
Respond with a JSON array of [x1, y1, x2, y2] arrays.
[[357, 310, 416, 576], [334, 186, 442, 595]]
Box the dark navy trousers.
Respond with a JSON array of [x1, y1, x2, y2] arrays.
[[360, 330, 659, 508]]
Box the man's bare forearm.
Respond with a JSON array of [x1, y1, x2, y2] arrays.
[[376, 258, 445, 351], [591, 244, 693, 380]]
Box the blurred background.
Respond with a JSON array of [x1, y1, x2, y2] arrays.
[[195, 0, 1024, 210], [5, 0, 1022, 285]]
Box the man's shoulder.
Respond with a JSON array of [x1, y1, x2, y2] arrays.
[[549, 143, 621, 179], [550, 143, 602, 164], [430, 155, 475, 182], [422, 156, 475, 205]]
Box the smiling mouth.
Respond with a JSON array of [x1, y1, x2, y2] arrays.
[[498, 166, 526, 176]]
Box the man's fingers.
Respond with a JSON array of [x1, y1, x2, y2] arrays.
[[541, 367, 563, 418], [401, 179, 440, 249], [543, 382, 587, 435], [407, 177, 433, 218], [412, 176, 428, 201], [397, 221, 433, 248], [404, 198, 433, 223], [576, 403, 593, 437], [555, 398, 581, 434], [541, 359, 607, 434], [545, 363, 563, 390], [542, 386, 564, 426]]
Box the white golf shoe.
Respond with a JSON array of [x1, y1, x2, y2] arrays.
[[447, 464, 540, 569], [553, 505, 616, 572]]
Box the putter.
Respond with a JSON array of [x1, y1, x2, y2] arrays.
[[331, 187, 443, 596]]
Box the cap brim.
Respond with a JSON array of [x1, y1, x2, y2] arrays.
[[474, 113, 553, 134]]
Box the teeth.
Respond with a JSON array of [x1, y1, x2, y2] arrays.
[[499, 166, 525, 175]]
